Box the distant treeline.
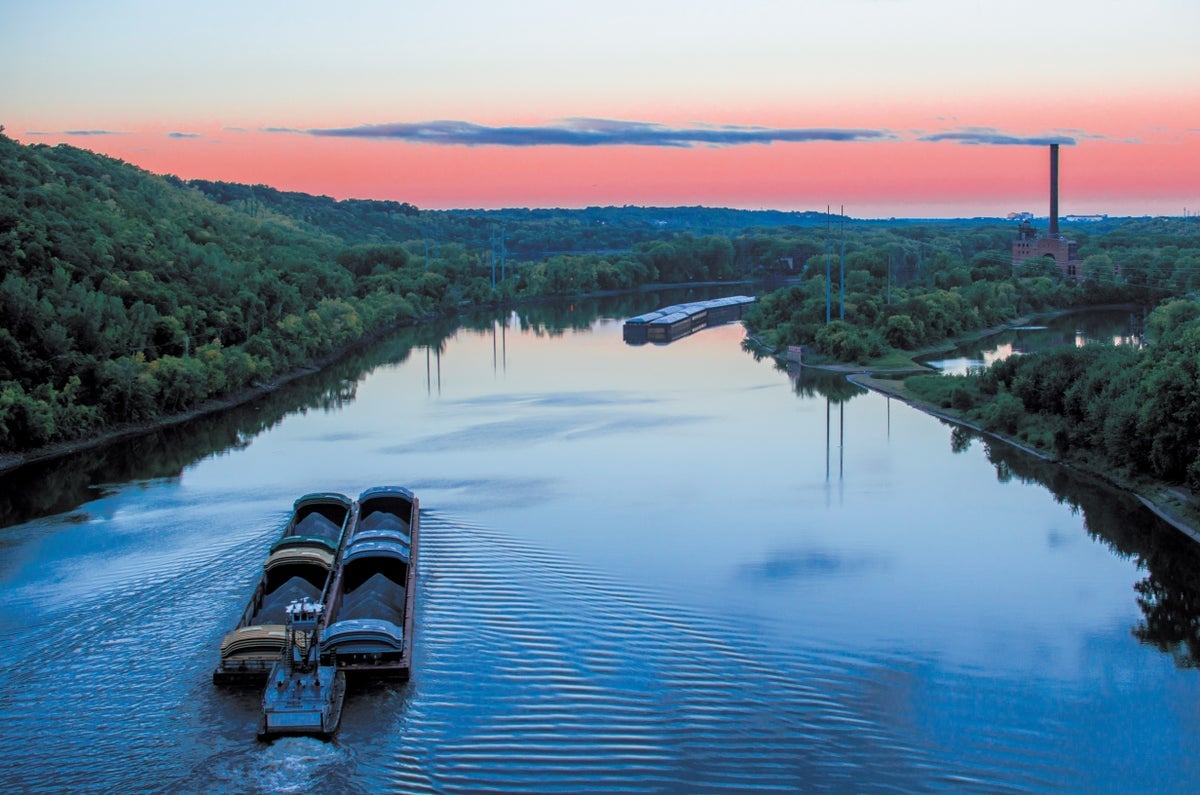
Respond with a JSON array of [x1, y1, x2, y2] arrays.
[[742, 216, 1200, 362]]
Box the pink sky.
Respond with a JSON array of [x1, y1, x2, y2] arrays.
[[4, 1, 1198, 218]]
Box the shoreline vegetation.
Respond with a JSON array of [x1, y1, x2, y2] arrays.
[[0, 312, 411, 475], [759, 305, 1200, 544], [849, 370, 1200, 546], [0, 280, 745, 476]]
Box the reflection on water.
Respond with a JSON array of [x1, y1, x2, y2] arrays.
[[0, 326, 436, 530], [927, 308, 1146, 375], [965, 434, 1200, 669], [2, 294, 1199, 792], [0, 287, 727, 530]]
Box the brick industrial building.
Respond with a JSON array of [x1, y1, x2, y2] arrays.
[[1011, 144, 1084, 280]]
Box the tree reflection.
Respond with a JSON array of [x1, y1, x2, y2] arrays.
[[0, 323, 452, 529], [787, 367, 868, 403], [0, 287, 751, 529], [960, 429, 1200, 668]]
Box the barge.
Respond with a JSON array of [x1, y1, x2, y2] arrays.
[[214, 486, 420, 739], [320, 486, 420, 678], [622, 295, 756, 345], [213, 492, 353, 684]]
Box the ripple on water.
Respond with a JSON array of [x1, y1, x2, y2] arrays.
[[340, 514, 1000, 794], [2, 511, 1045, 794]]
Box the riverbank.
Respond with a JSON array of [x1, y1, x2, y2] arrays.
[[754, 300, 1200, 542], [0, 281, 756, 476], [751, 302, 1197, 546], [0, 313, 429, 476], [782, 303, 1144, 376], [849, 371, 1200, 544]]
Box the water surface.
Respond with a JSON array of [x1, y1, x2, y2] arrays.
[[1, 293, 1197, 793], [923, 307, 1144, 375]]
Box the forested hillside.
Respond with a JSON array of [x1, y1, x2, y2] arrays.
[[0, 132, 465, 452]]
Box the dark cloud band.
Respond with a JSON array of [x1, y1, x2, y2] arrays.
[[919, 129, 1076, 146], [297, 119, 897, 148]]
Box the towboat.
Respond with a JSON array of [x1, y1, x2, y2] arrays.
[[320, 486, 419, 678], [213, 492, 354, 684], [258, 598, 346, 739]]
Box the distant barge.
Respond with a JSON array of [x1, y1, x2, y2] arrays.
[[213, 486, 420, 740], [622, 295, 756, 345]]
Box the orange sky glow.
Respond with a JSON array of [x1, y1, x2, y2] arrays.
[[4, 1, 1197, 218]]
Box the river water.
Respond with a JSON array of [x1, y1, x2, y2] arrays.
[[2, 292, 1197, 793]]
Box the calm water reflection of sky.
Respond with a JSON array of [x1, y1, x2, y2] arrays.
[[6, 309, 1198, 792], [192, 316, 1163, 679]]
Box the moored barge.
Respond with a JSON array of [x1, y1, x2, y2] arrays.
[[623, 295, 756, 345]]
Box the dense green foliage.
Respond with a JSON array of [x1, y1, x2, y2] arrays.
[[0, 133, 477, 451], [742, 218, 1200, 361], [907, 299, 1200, 490]]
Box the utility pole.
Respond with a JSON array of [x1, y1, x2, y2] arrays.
[[489, 225, 506, 288], [489, 227, 496, 288], [887, 249, 893, 305], [839, 206, 846, 321], [825, 206, 831, 323]]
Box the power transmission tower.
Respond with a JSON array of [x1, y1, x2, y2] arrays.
[[839, 206, 846, 321], [490, 225, 506, 287], [825, 206, 831, 324]]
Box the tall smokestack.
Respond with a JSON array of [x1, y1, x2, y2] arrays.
[[1049, 144, 1059, 237]]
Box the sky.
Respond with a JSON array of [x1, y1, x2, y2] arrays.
[[3, 0, 1198, 218]]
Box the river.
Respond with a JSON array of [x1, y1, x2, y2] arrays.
[[1, 292, 1197, 793]]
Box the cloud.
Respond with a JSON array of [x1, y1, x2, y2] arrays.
[[290, 118, 897, 148], [166, 131, 202, 139], [25, 129, 127, 137], [256, 117, 1136, 150], [919, 127, 1076, 146], [740, 548, 885, 582], [63, 129, 128, 136]]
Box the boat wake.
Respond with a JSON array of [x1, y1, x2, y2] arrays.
[[0, 508, 1037, 793]]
